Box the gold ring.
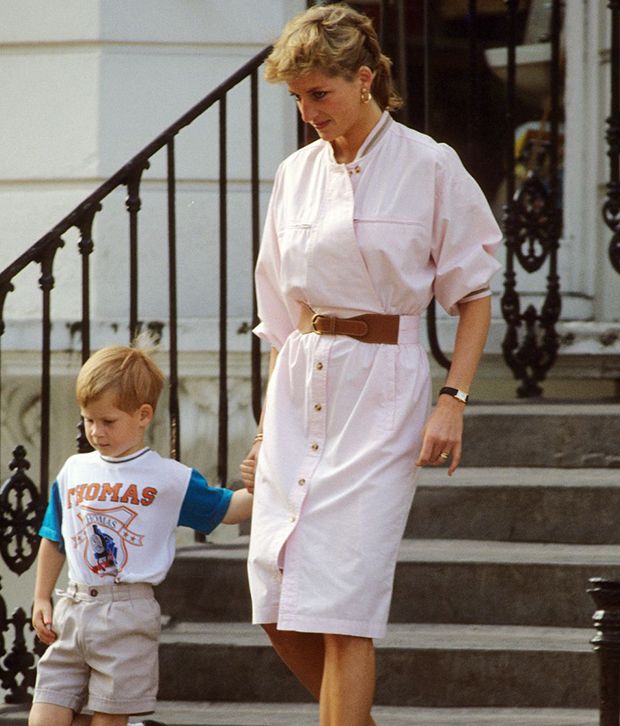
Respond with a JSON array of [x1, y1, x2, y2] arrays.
[[439, 452, 449, 460]]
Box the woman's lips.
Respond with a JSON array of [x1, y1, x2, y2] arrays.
[[313, 120, 330, 131]]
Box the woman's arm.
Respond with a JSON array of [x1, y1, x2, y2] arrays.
[[416, 295, 491, 475], [240, 346, 279, 492]]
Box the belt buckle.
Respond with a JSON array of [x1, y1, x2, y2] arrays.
[[311, 313, 324, 335]]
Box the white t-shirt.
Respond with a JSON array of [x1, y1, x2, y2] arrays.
[[39, 447, 232, 585]]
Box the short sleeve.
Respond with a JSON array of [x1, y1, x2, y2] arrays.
[[432, 144, 502, 316], [177, 469, 233, 534], [39, 480, 65, 553], [253, 165, 297, 350]]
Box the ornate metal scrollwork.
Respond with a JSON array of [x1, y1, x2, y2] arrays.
[[500, 0, 563, 397], [604, 175, 620, 275], [0, 446, 42, 576], [501, 184, 562, 397], [511, 171, 555, 273], [0, 595, 39, 704]]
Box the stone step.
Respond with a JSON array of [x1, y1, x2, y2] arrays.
[[408, 468, 620, 543], [461, 403, 620, 467], [0, 703, 599, 725], [156, 540, 619, 627], [157, 622, 598, 708]]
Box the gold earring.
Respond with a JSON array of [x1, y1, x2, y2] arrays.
[[361, 87, 372, 104]]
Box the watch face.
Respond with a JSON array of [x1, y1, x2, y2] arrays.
[[455, 390, 468, 403]]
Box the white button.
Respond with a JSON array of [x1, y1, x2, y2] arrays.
[[290, 515, 296, 522]]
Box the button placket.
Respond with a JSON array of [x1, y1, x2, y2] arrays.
[[288, 340, 329, 520]]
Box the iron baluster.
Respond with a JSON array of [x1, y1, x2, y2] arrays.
[[0, 279, 15, 465], [423, 0, 450, 371], [167, 139, 180, 461], [500, 0, 563, 397], [36, 238, 64, 499], [605, 0, 620, 273], [218, 96, 229, 487], [467, 0, 480, 170], [77, 204, 100, 364], [76, 206, 99, 453], [125, 165, 148, 342], [250, 69, 263, 424]]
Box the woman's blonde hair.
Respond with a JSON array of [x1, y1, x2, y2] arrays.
[[76, 333, 165, 413], [265, 2, 402, 112]]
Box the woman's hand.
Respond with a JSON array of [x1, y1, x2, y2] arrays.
[[415, 396, 465, 476], [32, 597, 57, 645], [240, 440, 261, 494]]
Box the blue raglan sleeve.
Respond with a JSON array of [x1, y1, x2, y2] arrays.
[[39, 480, 66, 553], [177, 469, 233, 534]]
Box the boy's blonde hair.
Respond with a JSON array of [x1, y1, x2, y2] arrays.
[[76, 335, 165, 413], [265, 2, 402, 112]]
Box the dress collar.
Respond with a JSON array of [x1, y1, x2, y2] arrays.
[[324, 110, 393, 167]]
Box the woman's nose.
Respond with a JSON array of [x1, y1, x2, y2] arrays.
[[298, 99, 315, 124]]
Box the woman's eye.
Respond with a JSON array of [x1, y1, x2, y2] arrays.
[[313, 91, 327, 100]]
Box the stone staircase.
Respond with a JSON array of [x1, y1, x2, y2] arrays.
[[2, 403, 620, 725]]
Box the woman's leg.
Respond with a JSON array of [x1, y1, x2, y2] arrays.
[[320, 634, 376, 726], [262, 623, 325, 698], [262, 625, 376, 726]]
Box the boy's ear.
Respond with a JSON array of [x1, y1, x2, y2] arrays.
[[138, 403, 154, 426]]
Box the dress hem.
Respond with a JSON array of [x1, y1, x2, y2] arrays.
[[252, 611, 387, 640]]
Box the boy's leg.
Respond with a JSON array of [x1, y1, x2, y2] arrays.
[[29, 703, 74, 726]]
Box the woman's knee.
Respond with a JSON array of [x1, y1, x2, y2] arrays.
[[324, 633, 374, 657]]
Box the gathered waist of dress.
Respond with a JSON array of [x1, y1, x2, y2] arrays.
[[298, 303, 420, 345]]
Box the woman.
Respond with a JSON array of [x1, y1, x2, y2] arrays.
[[240, 4, 501, 724]]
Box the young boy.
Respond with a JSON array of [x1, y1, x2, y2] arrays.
[[29, 342, 253, 726]]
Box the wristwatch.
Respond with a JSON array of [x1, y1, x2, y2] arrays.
[[438, 386, 469, 404]]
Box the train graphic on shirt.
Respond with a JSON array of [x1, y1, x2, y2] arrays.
[[71, 505, 144, 577]]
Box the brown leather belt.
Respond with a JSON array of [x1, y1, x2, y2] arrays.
[[298, 303, 409, 345]]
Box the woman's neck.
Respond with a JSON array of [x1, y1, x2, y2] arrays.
[[331, 104, 383, 164]]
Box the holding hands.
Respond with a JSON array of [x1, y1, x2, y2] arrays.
[[240, 434, 262, 494]]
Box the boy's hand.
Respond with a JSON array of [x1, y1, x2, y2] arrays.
[[240, 440, 260, 494], [32, 597, 57, 645]]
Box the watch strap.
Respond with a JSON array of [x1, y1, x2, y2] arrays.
[[438, 386, 469, 404]]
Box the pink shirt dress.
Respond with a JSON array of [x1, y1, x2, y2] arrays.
[[248, 112, 502, 639]]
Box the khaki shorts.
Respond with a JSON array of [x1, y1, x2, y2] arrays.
[[33, 581, 161, 715]]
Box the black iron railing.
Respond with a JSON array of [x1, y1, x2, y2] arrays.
[[500, 0, 563, 397], [0, 45, 271, 703], [605, 0, 620, 274]]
